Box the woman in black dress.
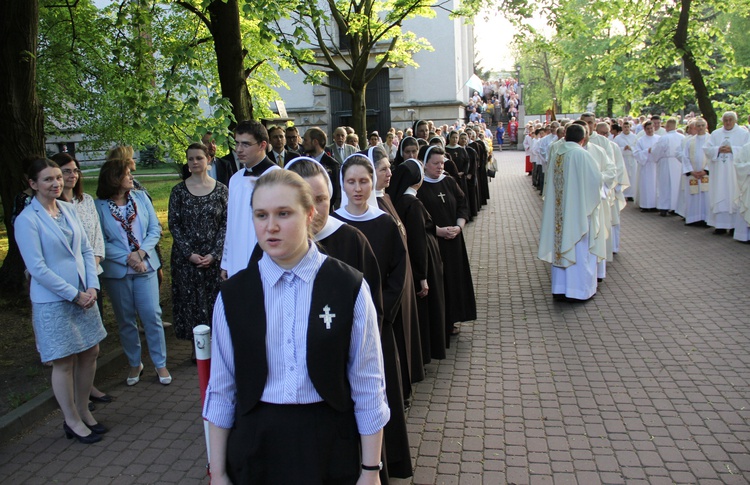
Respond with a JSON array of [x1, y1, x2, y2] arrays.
[[387, 158, 447, 358], [168, 143, 228, 348], [333, 154, 413, 479], [416, 146, 477, 336]]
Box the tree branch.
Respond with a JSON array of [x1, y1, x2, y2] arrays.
[[175, 1, 212, 31]]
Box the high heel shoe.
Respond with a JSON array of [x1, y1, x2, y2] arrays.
[[156, 367, 172, 385], [63, 422, 102, 444], [85, 422, 109, 434], [127, 363, 144, 386]]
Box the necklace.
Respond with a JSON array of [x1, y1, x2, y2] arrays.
[[45, 205, 60, 219]]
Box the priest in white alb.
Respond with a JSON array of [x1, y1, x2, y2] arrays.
[[734, 141, 750, 242], [538, 124, 605, 301], [651, 118, 685, 216], [633, 121, 660, 211], [702, 111, 750, 235], [677, 118, 710, 225], [614, 121, 638, 200]]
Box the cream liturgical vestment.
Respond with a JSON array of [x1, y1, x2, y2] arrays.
[[539, 142, 604, 300], [703, 126, 750, 229]]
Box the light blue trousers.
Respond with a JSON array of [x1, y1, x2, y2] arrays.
[[102, 271, 167, 368]]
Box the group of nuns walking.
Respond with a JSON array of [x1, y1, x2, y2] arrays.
[[203, 118, 484, 484]]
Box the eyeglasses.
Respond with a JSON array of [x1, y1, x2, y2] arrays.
[[62, 169, 82, 176], [236, 140, 262, 149]]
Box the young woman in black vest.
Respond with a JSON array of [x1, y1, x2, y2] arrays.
[[203, 170, 389, 485]]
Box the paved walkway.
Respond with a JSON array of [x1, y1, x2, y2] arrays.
[[1, 150, 749, 484]]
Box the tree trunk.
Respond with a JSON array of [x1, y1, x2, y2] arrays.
[[351, 85, 368, 149], [0, 0, 45, 295], [673, 0, 717, 131], [607, 98, 614, 119], [208, 0, 253, 127]]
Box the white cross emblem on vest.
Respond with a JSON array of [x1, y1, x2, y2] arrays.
[[319, 305, 336, 330]]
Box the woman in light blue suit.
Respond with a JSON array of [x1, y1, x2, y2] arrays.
[[15, 158, 107, 444], [95, 150, 171, 387]]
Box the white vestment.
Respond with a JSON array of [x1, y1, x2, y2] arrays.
[[614, 133, 638, 198], [634, 134, 660, 209], [221, 164, 282, 277], [703, 126, 750, 228], [539, 142, 604, 300], [586, 143, 616, 263], [734, 142, 750, 241], [676, 134, 709, 224], [651, 130, 685, 211]]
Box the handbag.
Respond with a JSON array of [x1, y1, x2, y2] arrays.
[[487, 159, 498, 178]]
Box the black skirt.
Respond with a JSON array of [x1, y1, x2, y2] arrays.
[[226, 402, 360, 485]]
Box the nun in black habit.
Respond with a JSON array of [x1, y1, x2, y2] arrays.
[[332, 154, 413, 479], [387, 158, 447, 358], [416, 146, 477, 336]]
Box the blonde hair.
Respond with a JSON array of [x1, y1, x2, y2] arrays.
[[106, 145, 135, 164], [251, 170, 315, 239]]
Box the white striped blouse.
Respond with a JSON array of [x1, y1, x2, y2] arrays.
[[202, 244, 390, 436]]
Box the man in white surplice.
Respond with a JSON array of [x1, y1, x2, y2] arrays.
[[614, 121, 638, 200], [538, 124, 605, 301], [633, 121, 660, 211], [651, 118, 685, 216], [220, 121, 281, 279], [677, 118, 709, 226], [702, 111, 750, 235]]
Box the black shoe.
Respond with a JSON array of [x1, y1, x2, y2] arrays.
[[640, 208, 650, 212], [729, 229, 735, 236], [626, 197, 634, 202], [713, 229, 727, 235], [659, 210, 667, 217], [63, 422, 102, 444], [89, 394, 113, 404], [88, 401, 95, 412], [85, 422, 109, 435]]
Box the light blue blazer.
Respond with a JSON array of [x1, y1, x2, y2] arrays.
[[15, 198, 99, 303], [95, 190, 162, 279]]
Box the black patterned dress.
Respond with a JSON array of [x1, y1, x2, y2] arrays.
[[168, 181, 228, 340]]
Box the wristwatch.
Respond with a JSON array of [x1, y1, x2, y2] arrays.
[[361, 462, 383, 471]]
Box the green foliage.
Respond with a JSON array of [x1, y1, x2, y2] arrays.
[[504, 0, 749, 119], [37, 0, 287, 162]]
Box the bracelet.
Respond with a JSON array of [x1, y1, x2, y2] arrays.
[[361, 462, 383, 471]]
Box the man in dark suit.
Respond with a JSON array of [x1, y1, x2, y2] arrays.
[[327, 126, 357, 165], [303, 127, 342, 211], [267, 125, 299, 167], [181, 132, 236, 185], [285, 125, 304, 155]]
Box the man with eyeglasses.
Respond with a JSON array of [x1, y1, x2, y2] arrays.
[[221, 121, 281, 279]]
